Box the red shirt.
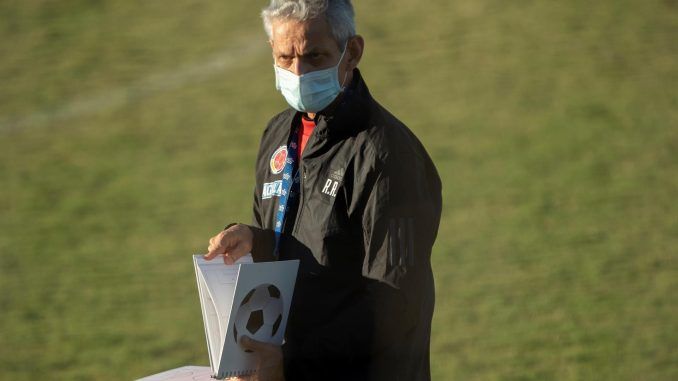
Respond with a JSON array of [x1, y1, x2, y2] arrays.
[[298, 116, 316, 160]]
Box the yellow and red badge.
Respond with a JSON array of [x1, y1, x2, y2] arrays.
[[270, 146, 288, 175]]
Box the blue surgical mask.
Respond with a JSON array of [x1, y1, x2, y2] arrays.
[[274, 46, 348, 113]]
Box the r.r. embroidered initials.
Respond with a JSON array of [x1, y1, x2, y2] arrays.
[[321, 179, 339, 197]]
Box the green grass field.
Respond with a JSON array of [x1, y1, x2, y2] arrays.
[[1, 1, 676, 380]]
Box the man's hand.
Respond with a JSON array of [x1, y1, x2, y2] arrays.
[[240, 336, 285, 381], [204, 224, 254, 265]]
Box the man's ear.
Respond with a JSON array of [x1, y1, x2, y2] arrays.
[[347, 35, 365, 69]]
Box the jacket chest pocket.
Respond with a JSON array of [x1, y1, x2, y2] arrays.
[[302, 163, 348, 236]]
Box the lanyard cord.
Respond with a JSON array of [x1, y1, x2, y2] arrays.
[[273, 126, 301, 258]]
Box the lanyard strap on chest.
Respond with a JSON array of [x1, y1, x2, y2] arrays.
[[273, 126, 301, 257]]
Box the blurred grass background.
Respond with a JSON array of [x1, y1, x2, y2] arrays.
[[1, 0, 676, 380]]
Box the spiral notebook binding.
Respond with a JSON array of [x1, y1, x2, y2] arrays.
[[213, 369, 256, 379]]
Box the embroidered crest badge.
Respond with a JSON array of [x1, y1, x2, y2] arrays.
[[270, 146, 288, 175]]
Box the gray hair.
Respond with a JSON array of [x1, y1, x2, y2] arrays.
[[261, 0, 356, 47]]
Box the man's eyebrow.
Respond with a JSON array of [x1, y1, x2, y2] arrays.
[[275, 47, 325, 57], [300, 47, 324, 56]]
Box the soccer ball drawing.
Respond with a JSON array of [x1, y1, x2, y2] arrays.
[[233, 284, 284, 353]]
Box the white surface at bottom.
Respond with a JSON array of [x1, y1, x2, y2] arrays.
[[135, 365, 213, 381]]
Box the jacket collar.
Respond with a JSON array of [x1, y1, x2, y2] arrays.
[[315, 68, 372, 140]]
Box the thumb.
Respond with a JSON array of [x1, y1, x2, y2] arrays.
[[224, 242, 250, 264]]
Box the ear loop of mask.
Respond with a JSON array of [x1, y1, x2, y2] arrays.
[[338, 41, 350, 90]]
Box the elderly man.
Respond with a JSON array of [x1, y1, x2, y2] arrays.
[[204, 1, 442, 380]]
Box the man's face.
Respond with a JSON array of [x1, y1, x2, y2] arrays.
[[270, 17, 348, 77]]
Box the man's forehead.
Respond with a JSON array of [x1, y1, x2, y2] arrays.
[[270, 17, 337, 52]]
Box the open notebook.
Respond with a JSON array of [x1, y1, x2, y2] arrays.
[[136, 254, 299, 380]]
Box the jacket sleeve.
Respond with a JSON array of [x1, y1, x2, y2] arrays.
[[285, 149, 442, 380]]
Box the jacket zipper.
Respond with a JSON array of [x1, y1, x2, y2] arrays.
[[292, 163, 306, 235], [292, 121, 320, 235]]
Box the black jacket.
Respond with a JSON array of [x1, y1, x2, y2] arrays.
[[248, 69, 442, 381]]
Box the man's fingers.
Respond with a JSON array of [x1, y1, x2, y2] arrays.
[[206, 244, 236, 263], [204, 248, 222, 260], [204, 226, 252, 263], [204, 232, 224, 260], [205, 231, 234, 260]]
